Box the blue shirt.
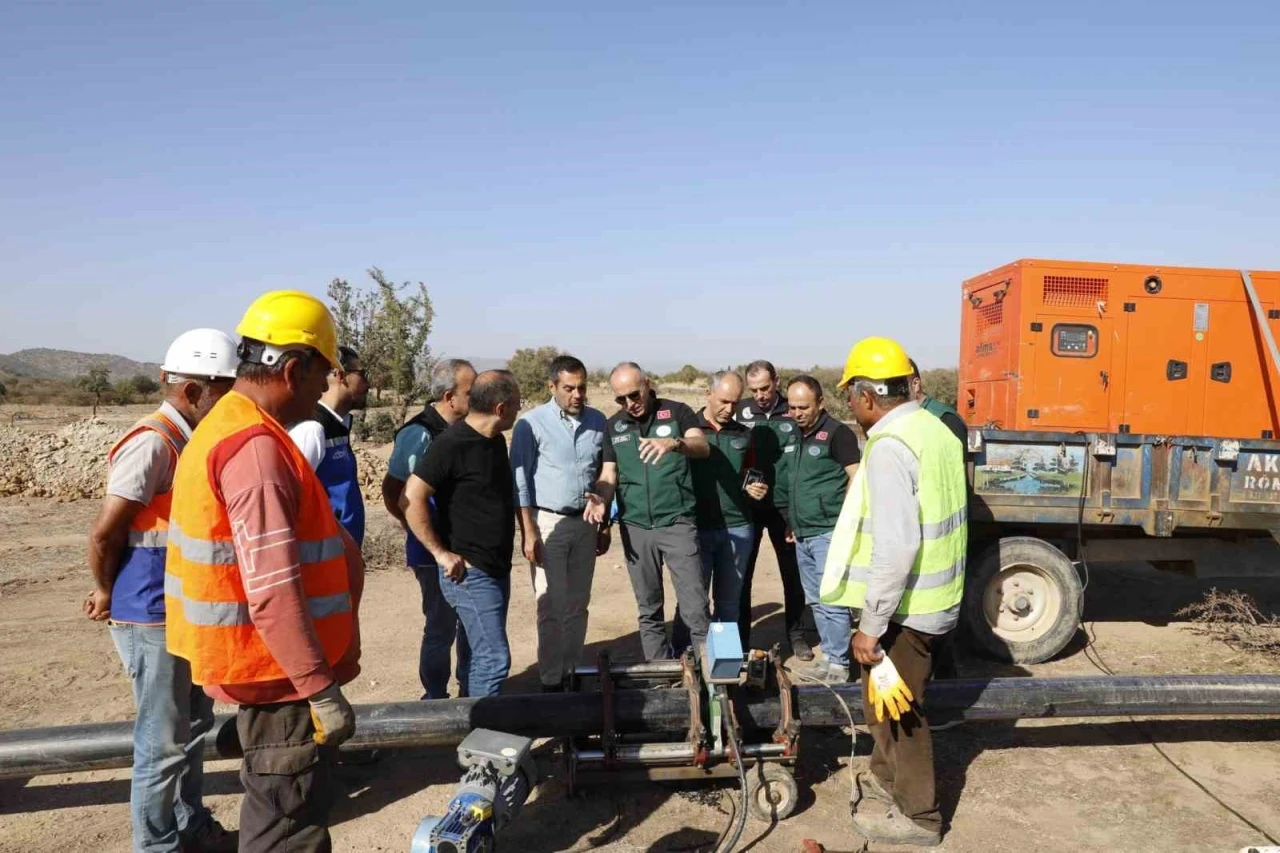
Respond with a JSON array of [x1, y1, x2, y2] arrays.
[[510, 400, 606, 513]]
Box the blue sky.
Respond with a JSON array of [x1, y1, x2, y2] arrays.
[[3, 1, 1279, 372]]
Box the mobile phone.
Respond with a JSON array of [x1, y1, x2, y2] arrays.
[[742, 468, 765, 489]]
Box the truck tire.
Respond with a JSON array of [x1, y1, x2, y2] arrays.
[[963, 537, 1083, 664]]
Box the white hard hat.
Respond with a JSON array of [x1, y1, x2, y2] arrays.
[[161, 328, 239, 380]]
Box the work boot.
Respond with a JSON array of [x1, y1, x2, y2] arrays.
[[790, 635, 815, 662], [852, 801, 942, 848], [850, 770, 893, 814], [180, 818, 236, 853]]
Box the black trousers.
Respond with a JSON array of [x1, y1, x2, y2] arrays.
[[739, 503, 807, 649], [237, 700, 336, 853]]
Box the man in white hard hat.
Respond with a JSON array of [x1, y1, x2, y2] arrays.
[[85, 328, 238, 853]]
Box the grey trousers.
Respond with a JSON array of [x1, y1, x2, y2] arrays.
[[620, 521, 711, 660]]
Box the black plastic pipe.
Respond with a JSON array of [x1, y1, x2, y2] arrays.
[[2, 674, 1278, 781]]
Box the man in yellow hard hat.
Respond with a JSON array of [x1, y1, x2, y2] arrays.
[[820, 336, 968, 848], [166, 291, 365, 853]]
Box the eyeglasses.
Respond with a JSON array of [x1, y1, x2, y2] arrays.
[[614, 390, 644, 406]]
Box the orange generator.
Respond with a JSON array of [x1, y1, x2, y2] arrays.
[[958, 259, 1280, 439]]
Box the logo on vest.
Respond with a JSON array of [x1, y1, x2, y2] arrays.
[[816, 431, 829, 441], [612, 434, 632, 445], [615, 422, 627, 433], [656, 409, 672, 420], [780, 423, 793, 433], [808, 446, 822, 457], [741, 408, 754, 421], [731, 438, 747, 450], [656, 424, 673, 438], [784, 446, 796, 453]]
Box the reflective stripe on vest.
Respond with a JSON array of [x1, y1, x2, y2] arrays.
[[165, 390, 354, 687], [819, 407, 968, 616], [107, 411, 187, 624]]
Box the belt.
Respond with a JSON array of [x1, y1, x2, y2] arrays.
[[536, 506, 585, 516]]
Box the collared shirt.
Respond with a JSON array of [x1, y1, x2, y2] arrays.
[[105, 400, 193, 504], [511, 399, 606, 513], [859, 401, 959, 637]]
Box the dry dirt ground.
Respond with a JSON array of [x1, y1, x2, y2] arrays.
[[2, 404, 1280, 853]]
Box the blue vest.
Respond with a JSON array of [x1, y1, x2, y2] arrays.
[[313, 404, 366, 547], [108, 410, 187, 624], [395, 407, 449, 566]]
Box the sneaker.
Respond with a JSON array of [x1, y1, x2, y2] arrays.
[[851, 801, 942, 847], [180, 818, 236, 853], [824, 663, 850, 683], [790, 636, 815, 662]]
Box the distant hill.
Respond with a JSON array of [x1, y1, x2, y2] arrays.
[[0, 348, 164, 380]]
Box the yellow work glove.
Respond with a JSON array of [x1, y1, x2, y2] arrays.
[[309, 683, 356, 746], [868, 652, 915, 722]]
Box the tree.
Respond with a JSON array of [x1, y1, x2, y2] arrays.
[[919, 367, 958, 408], [327, 267, 435, 421], [0, 378, 7, 404], [112, 380, 136, 405], [666, 364, 704, 386], [76, 367, 112, 416], [130, 374, 161, 397], [507, 346, 561, 407]]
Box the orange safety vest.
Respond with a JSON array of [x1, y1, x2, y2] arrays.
[[165, 390, 353, 686], [107, 410, 187, 625]]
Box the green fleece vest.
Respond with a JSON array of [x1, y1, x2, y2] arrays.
[[610, 399, 697, 530], [782, 413, 851, 539], [691, 422, 752, 530], [820, 407, 967, 616], [921, 395, 962, 424], [734, 399, 793, 510]]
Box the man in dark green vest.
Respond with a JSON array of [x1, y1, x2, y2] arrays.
[[672, 370, 770, 651], [735, 360, 811, 660], [781, 375, 862, 682], [586, 363, 712, 660], [909, 359, 966, 446]]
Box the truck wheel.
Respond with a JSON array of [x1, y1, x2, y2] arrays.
[[746, 763, 799, 822], [963, 537, 1082, 664]]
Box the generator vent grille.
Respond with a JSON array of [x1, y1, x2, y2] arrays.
[[1043, 275, 1109, 307], [974, 300, 1003, 356]]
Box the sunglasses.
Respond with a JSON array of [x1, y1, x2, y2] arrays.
[[614, 390, 644, 406]]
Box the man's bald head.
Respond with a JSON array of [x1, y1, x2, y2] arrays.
[[705, 370, 743, 425], [609, 361, 651, 418]]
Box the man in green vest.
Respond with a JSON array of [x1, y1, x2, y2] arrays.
[[820, 337, 968, 848], [586, 363, 712, 660], [671, 370, 769, 650], [781, 375, 861, 682], [909, 359, 966, 447], [736, 360, 810, 660]]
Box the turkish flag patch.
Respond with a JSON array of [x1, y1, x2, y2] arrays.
[[656, 409, 672, 420], [816, 431, 829, 441]]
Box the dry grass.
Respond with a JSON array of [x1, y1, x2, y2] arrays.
[[1177, 588, 1280, 657]]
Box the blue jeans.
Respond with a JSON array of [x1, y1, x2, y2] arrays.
[[794, 532, 852, 668], [109, 623, 215, 853], [412, 563, 471, 699], [437, 566, 511, 698], [674, 525, 754, 650]]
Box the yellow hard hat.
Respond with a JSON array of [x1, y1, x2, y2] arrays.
[[838, 336, 913, 388], [235, 290, 340, 368]]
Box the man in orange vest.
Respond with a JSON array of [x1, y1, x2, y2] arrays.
[[165, 291, 364, 853], [86, 328, 239, 853]]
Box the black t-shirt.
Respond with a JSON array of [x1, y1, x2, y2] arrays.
[[412, 421, 515, 576], [818, 414, 862, 467], [601, 394, 700, 463]]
